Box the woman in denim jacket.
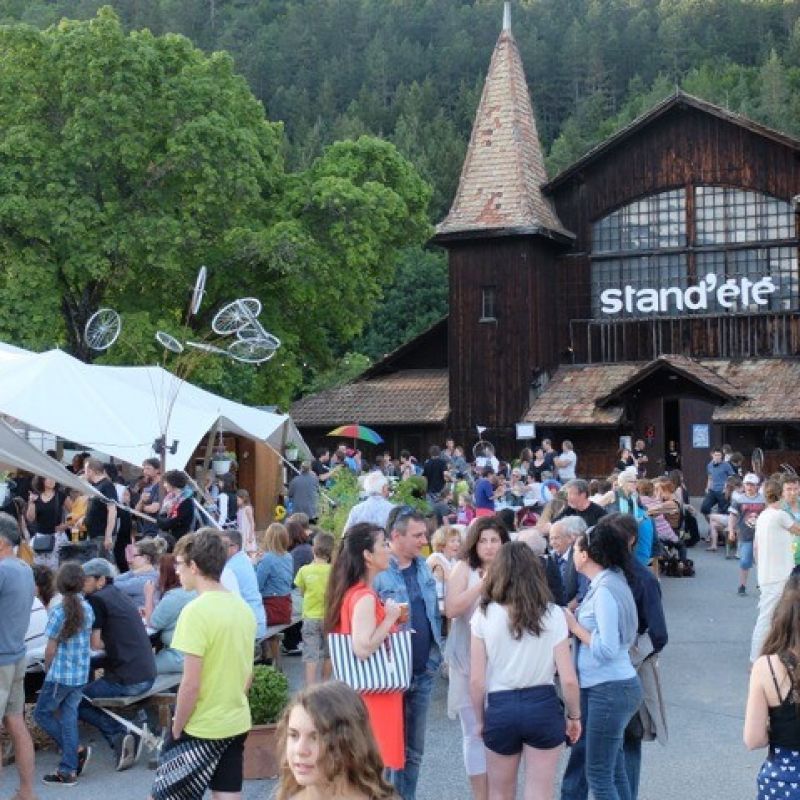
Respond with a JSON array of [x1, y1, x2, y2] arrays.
[[561, 520, 642, 800]]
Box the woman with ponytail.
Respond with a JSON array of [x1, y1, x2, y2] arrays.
[[33, 563, 95, 786], [323, 523, 404, 769]]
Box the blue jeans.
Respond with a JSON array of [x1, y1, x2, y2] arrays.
[[561, 677, 642, 800], [623, 735, 642, 800], [78, 677, 154, 746], [34, 681, 84, 775], [389, 670, 435, 800]]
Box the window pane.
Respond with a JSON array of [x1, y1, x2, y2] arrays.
[[592, 189, 686, 253]]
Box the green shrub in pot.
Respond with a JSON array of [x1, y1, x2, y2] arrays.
[[248, 665, 289, 725]]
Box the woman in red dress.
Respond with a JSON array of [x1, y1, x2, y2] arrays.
[[323, 522, 405, 769]]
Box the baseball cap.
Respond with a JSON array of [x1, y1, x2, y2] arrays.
[[82, 558, 116, 578], [743, 473, 760, 485]]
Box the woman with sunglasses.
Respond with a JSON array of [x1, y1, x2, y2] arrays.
[[445, 516, 509, 800], [561, 520, 641, 800], [115, 536, 165, 608], [323, 522, 404, 770]]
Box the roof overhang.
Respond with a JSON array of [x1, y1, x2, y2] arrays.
[[597, 356, 740, 407], [431, 224, 575, 247]]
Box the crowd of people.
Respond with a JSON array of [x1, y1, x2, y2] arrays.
[[0, 435, 798, 800]]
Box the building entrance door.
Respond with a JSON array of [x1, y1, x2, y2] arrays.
[[678, 397, 718, 495]]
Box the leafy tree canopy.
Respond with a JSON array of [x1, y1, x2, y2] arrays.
[[0, 7, 430, 405]]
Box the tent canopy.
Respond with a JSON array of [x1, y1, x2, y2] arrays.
[[0, 346, 309, 469], [0, 417, 105, 498]]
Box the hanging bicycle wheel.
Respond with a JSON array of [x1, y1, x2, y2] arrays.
[[236, 324, 281, 350], [227, 337, 278, 364], [190, 265, 207, 316], [186, 340, 228, 355], [84, 308, 122, 351], [211, 298, 262, 335], [155, 331, 184, 353]]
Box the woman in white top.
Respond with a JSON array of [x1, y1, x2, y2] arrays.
[[750, 478, 800, 662], [446, 517, 509, 800], [471, 542, 581, 800]]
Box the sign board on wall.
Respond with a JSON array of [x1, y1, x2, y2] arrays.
[[692, 424, 710, 449], [516, 422, 536, 440]]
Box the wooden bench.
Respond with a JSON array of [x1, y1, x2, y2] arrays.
[[257, 616, 301, 669], [86, 674, 181, 765]]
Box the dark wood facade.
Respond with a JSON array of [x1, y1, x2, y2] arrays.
[[548, 101, 800, 356], [447, 236, 568, 442], [570, 311, 800, 363]]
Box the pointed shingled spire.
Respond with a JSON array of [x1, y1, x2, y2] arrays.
[[435, 5, 572, 241]]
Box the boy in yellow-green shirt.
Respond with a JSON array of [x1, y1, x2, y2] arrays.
[[294, 531, 334, 686], [150, 529, 255, 800]]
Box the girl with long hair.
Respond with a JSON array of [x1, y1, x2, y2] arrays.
[[561, 519, 641, 800], [33, 563, 94, 786], [323, 523, 403, 770], [236, 488, 257, 559], [745, 573, 800, 799], [276, 681, 397, 800], [470, 542, 581, 800], [445, 517, 509, 800]]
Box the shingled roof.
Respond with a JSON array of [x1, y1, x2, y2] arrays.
[[434, 6, 571, 243], [290, 369, 449, 427], [524, 357, 800, 427]]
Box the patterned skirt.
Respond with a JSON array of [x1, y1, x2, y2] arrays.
[[758, 746, 800, 800]]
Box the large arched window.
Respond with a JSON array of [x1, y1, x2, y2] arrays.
[[590, 186, 797, 317]]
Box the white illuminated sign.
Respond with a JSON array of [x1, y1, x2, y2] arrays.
[[600, 273, 777, 315]]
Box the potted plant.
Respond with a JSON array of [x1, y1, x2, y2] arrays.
[[211, 449, 237, 476], [243, 664, 290, 780], [284, 440, 300, 461]]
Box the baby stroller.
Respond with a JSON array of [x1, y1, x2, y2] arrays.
[[657, 503, 695, 577]]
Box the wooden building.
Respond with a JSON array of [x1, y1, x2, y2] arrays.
[[291, 5, 800, 492]]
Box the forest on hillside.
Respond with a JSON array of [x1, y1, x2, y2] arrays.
[[2, 0, 800, 380]]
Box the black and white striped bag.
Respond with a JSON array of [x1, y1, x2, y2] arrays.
[[327, 630, 413, 694]]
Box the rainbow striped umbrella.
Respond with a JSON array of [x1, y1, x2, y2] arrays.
[[327, 424, 384, 445]]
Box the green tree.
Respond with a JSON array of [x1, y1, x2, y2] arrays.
[[0, 8, 283, 360], [0, 8, 431, 409]]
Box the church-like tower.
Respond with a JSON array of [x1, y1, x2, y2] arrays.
[[433, 2, 573, 442]]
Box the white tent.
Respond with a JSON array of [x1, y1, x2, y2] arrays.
[[0, 346, 309, 468], [0, 417, 104, 498]]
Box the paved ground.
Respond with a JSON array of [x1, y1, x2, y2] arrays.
[[1, 540, 766, 799]]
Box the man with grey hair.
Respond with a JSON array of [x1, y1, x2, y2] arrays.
[[287, 460, 320, 523], [343, 470, 395, 530], [374, 506, 441, 800], [548, 516, 589, 608], [0, 511, 36, 800], [518, 528, 566, 605]]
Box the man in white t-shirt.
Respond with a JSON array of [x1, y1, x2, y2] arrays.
[[750, 477, 800, 662], [554, 440, 577, 482]]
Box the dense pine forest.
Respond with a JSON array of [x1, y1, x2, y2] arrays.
[[3, 0, 800, 382]]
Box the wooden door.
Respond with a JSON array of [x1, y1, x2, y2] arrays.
[[679, 398, 719, 495]]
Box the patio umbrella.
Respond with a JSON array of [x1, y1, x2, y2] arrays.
[[327, 424, 384, 445]]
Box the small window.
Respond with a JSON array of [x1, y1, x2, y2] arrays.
[[480, 286, 497, 321]]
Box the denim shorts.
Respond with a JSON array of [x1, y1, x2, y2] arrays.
[[483, 684, 565, 754], [739, 540, 754, 569]]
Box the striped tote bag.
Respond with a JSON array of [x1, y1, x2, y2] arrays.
[[327, 630, 413, 694]]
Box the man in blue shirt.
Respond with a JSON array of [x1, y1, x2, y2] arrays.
[[701, 447, 735, 523], [220, 529, 267, 641], [374, 506, 442, 800]]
